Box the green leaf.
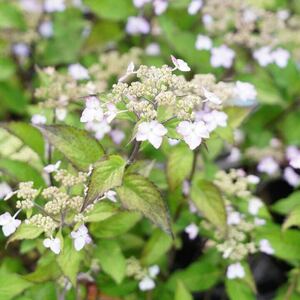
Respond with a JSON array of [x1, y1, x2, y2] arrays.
[[8, 224, 43, 244], [3, 122, 45, 159], [0, 3, 25, 29], [85, 155, 126, 204], [0, 82, 27, 115], [225, 279, 256, 300], [39, 9, 86, 65], [85, 201, 118, 222], [224, 107, 252, 128], [23, 258, 61, 283], [18, 282, 57, 300], [84, 0, 135, 21], [0, 268, 32, 300], [141, 229, 173, 265], [95, 240, 126, 284], [191, 178, 227, 231], [0, 58, 16, 80], [255, 224, 300, 261], [283, 205, 300, 230], [280, 111, 300, 146], [272, 192, 300, 215], [37, 125, 104, 171], [175, 281, 193, 300], [90, 211, 141, 238], [57, 238, 83, 286], [0, 158, 45, 187], [167, 250, 221, 292], [164, 118, 181, 139], [116, 174, 171, 234], [167, 144, 193, 191], [85, 20, 123, 52]]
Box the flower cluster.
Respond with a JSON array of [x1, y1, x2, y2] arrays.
[[191, 0, 299, 67], [33, 49, 141, 124], [246, 140, 300, 187], [125, 257, 160, 291], [90, 58, 249, 150], [1, 0, 87, 59], [206, 169, 274, 279], [0, 166, 98, 254]]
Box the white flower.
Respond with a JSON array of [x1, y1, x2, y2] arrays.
[[20, 0, 42, 12], [43, 237, 61, 254], [86, 120, 111, 140], [189, 201, 197, 213], [0, 183, 12, 200], [290, 156, 300, 169], [119, 62, 136, 82], [243, 10, 257, 23], [176, 121, 209, 150], [126, 16, 150, 35], [44, 0, 65, 12], [226, 262, 245, 279], [71, 225, 92, 251], [247, 175, 260, 184], [253, 47, 273, 67], [202, 14, 213, 27], [259, 239, 274, 255], [182, 180, 190, 196], [148, 265, 160, 278], [136, 121, 167, 149], [234, 130, 244, 144], [0, 212, 21, 237], [210, 45, 235, 68], [257, 156, 279, 175], [202, 110, 227, 132], [12, 43, 30, 58], [104, 103, 118, 123], [270, 138, 281, 148], [153, 0, 168, 15], [44, 161, 61, 174], [271, 48, 290, 68], [80, 97, 103, 123], [103, 190, 117, 202], [254, 218, 266, 226], [171, 55, 191, 72], [188, 0, 203, 15], [234, 81, 257, 101], [31, 114, 47, 125], [110, 129, 125, 145], [68, 63, 89, 81], [286, 146, 300, 161], [203, 88, 222, 105], [73, 0, 84, 8], [277, 10, 290, 21], [145, 43, 160, 56], [133, 0, 150, 7], [55, 108, 67, 121], [139, 265, 160, 291], [185, 223, 199, 240], [226, 147, 241, 163], [168, 138, 180, 146], [284, 167, 300, 187], [195, 34, 212, 51], [39, 21, 53, 38], [139, 276, 155, 291], [227, 211, 242, 225], [248, 198, 263, 215]]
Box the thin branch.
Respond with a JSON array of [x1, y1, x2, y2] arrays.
[[126, 140, 141, 167]]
